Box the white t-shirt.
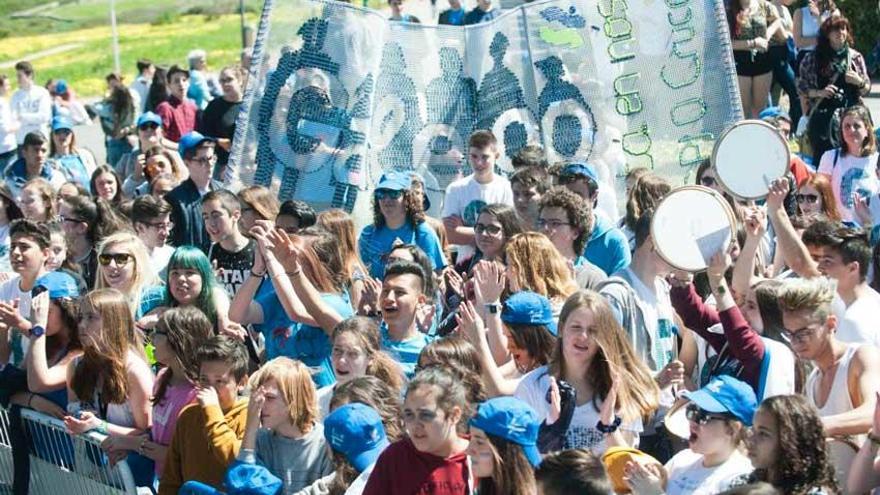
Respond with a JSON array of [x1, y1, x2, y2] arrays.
[[0, 97, 17, 155], [514, 366, 643, 456], [149, 245, 175, 280], [10, 86, 52, 145], [836, 287, 880, 347], [817, 149, 880, 225], [665, 449, 753, 495], [441, 173, 514, 260], [0, 275, 32, 368], [316, 384, 334, 419]]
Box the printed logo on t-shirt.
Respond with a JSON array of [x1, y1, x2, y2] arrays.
[[463, 199, 487, 226], [564, 425, 605, 450]]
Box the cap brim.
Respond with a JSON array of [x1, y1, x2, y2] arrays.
[[545, 320, 557, 336], [349, 438, 389, 473], [523, 444, 542, 468], [682, 389, 728, 414]]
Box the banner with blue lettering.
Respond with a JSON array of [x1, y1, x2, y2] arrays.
[[228, 0, 743, 224]]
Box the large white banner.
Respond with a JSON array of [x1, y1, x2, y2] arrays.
[[228, 0, 743, 223]]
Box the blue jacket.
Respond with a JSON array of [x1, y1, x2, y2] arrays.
[[583, 212, 631, 276]]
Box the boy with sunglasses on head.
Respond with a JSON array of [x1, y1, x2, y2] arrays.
[[131, 195, 175, 279], [777, 277, 880, 439], [442, 130, 513, 266]]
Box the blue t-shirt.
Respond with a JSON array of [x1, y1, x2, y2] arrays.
[[464, 7, 500, 25], [358, 222, 447, 279], [137, 285, 167, 320], [256, 290, 353, 388], [583, 212, 631, 276], [380, 324, 433, 379]]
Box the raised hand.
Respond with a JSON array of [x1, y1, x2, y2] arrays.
[[546, 377, 562, 425], [0, 299, 29, 332], [30, 289, 50, 331], [473, 260, 505, 306], [196, 386, 220, 408], [853, 192, 872, 226], [744, 206, 767, 239], [358, 277, 382, 316], [707, 244, 734, 283], [656, 360, 685, 390], [599, 370, 620, 427], [455, 300, 486, 345], [766, 177, 790, 212], [246, 386, 266, 425], [624, 461, 666, 495]]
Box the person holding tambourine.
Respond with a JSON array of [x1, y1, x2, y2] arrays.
[[797, 15, 871, 166]]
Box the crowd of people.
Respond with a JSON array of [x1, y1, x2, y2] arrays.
[[0, 2, 880, 495]]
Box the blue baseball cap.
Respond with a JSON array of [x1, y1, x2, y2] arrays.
[[375, 170, 411, 193], [178, 462, 282, 495], [35, 272, 79, 300], [469, 397, 542, 467], [324, 403, 390, 472], [178, 131, 215, 158], [683, 375, 757, 426], [51, 116, 74, 133], [136, 111, 163, 128], [54, 80, 68, 95], [501, 291, 557, 335], [561, 162, 599, 185]]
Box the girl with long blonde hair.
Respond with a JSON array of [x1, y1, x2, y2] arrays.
[[504, 232, 578, 311], [95, 232, 161, 319], [514, 290, 659, 456]]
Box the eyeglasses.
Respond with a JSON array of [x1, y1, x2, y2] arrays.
[[538, 219, 571, 230], [145, 221, 174, 231], [700, 176, 717, 187], [219, 77, 236, 83], [781, 324, 820, 345], [557, 174, 582, 185], [189, 156, 215, 166], [796, 193, 819, 204], [686, 404, 731, 425], [60, 215, 84, 224], [402, 408, 440, 424], [375, 189, 403, 201], [98, 253, 134, 267], [54, 129, 72, 136], [138, 123, 159, 131], [474, 223, 502, 235]]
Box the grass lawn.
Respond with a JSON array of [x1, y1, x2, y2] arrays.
[[1, 0, 388, 97]]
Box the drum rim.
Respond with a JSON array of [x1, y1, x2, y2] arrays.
[[711, 119, 791, 201], [651, 185, 737, 272]]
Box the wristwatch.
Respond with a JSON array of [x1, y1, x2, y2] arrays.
[[485, 303, 501, 314], [30, 325, 45, 338]]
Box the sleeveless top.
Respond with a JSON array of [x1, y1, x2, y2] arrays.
[[806, 344, 859, 416], [67, 353, 144, 428]]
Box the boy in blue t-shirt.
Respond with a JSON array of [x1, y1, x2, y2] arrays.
[[377, 260, 434, 378]]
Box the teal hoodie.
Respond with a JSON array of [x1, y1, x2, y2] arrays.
[[583, 212, 631, 276]]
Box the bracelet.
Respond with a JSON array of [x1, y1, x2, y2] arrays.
[[596, 417, 622, 434], [251, 270, 266, 278], [286, 269, 302, 277]]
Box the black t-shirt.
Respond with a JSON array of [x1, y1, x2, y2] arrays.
[[199, 97, 242, 166], [209, 239, 255, 298]]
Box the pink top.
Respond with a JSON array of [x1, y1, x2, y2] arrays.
[[151, 369, 197, 476]]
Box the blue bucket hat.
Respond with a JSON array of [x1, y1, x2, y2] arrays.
[[136, 111, 163, 128], [469, 397, 542, 467], [375, 170, 411, 194], [35, 272, 79, 300], [51, 116, 74, 133], [561, 162, 599, 185], [501, 291, 557, 335], [324, 403, 390, 472], [54, 80, 68, 95], [179, 131, 215, 158], [683, 375, 757, 426]]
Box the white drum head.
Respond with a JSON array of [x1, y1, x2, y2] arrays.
[[652, 186, 736, 272], [712, 120, 790, 200], [664, 399, 691, 440]]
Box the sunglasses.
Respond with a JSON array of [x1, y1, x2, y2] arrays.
[[474, 223, 502, 235], [375, 189, 403, 201], [685, 403, 731, 425], [138, 123, 160, 131], [700, 176, 717, 187], [796, 193, 819, 204], [98, 253, 134, 267]]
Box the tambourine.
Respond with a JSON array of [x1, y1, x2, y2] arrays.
[[711, 119, 790, 200], [651, 186, 736, 272]]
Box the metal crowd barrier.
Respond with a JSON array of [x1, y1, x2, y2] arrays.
[[0, 406, 138, 494]]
